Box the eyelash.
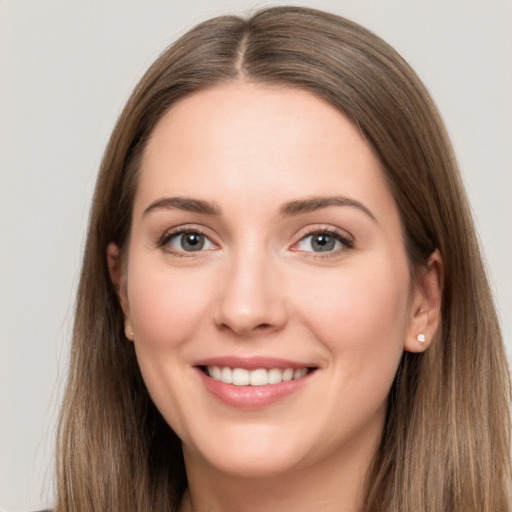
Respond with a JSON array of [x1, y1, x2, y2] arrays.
[[157, 225, 355, 258], [158, 226, 215, 258], [293, 227, 354, 258]]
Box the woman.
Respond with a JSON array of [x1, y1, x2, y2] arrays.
[[54, 6, 511, 511]]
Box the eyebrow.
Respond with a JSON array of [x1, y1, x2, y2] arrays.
[[143, 197, 221, 216], [142, 195, 377, 222], [279, 196, 377, 222]]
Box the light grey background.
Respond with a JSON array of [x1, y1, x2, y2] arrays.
[[1, 1, 511, 510]]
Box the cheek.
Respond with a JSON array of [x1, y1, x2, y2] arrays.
[[297, 258, 410, 369], [125, 261, 215, 435], [127, 263, 213, 349]]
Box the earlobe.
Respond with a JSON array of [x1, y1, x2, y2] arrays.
[[107, 242, 134, 340], [404, 249, 444, 353]]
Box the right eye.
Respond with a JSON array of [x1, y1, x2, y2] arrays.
[[162, 230, 216, 254]]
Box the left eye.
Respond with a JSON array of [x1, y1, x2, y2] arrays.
[[167, 231, 215, 252], [296, 232, 347, 253]]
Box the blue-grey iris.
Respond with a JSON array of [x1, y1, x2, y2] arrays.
[[181, 233, 205, 251], [311, 233, 336, 252]]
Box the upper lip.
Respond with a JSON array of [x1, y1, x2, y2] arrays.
[[193, 356, 316, 370]]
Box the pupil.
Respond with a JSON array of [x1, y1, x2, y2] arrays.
[[182, 233, 204, 251], [312, 234, 335, 252]]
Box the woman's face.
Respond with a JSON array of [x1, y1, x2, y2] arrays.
[[114, 83, 431, 478]]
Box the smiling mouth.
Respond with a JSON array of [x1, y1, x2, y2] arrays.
[[202, 366, 314, 386]]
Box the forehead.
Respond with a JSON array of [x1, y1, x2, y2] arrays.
[[135, 82, 396, 221], [144, 82, 373, 168]]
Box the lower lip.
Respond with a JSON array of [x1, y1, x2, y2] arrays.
[[196, 369, 312, 408]]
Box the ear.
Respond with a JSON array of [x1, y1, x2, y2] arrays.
[[107, 242, 134, 341], [404, 249, 444, 353]]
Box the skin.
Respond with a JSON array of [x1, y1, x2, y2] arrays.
[[108, 83, 442, 512]]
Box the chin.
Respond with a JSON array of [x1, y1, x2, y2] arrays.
[[183, 425, 313, 478], [205, 450, 306, 479]]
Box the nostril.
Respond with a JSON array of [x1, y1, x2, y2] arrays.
[[256, 323, 272, 329]]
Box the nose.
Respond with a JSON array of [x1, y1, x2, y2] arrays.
[[213, 249, 288, 337]]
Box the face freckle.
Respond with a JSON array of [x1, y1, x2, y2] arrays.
[[121, 82, 419, 480]]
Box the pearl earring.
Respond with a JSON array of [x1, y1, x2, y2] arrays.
[[416, 333, 426, 343]]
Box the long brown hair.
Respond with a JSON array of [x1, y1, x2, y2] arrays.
[[55, 6, 511, 511]]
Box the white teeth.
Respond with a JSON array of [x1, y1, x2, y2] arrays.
[[220, 367, 232, 384], [294, 368, 308, 379], [206, 366, 309, 386], [268, 368, 282, 384], [232, 368, 250, 386], [249, 368, 268, 386], [282, 368, 294, 381]]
